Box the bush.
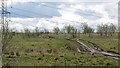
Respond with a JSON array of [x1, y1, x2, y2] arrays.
[[38, 57, 42, 60], [16, 52, 20, 56]]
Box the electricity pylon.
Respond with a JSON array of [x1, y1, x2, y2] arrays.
[[1, 0, 11, 52]]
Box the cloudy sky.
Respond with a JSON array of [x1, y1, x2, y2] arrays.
[[1, 0, 119, 32]]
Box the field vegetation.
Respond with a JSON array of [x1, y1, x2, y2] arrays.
[[1, 23, 119, 66]]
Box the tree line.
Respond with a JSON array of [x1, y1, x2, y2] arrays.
[[23, 22, 117, 38]]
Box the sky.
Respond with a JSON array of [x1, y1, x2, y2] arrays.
[[0, 0, 119, 32]]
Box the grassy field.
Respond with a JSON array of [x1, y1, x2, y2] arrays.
[[2, 33, 118, 66], [79, 33, 118, 52]]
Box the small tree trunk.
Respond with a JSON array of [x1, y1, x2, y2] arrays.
[[100, 32, 103, 36]]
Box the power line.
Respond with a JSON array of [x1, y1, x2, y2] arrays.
[[11, 12, 60, 24], [10, 20, 36, 28], [11, 12, 78, 28], [9, 2, 85, 23], [11, 12, 34, 18], [10, 7, 78, 23], [31, 2, 117, 18], [30, 2, 101, 18], [9, 10, 81, 29], [8, 1, 81, 28], [11, 7, 52, 18]]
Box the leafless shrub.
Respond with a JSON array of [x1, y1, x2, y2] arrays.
[[25, 49, 34, 53], [47, 49, 52, 54], [4, 51, 9, 55], [16, 52, 20, 56], [38, 57, 42, 60], [10, 51, 14, 56], [54, 57, 58, 61]]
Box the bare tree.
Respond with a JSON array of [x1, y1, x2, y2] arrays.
[[81, 22, 88, 34], [24, 28, 31, 38], [53, 27, 60, 35], [81, 22, 94, 37], [71, 27, 78, 38], [44, 28, 49, 34], [103, 24, 109, 36], [97, 24, 103, 36], [87, 27, 94, 37], [97, 23, 116, 37], [60, 28, 65, 34], [65, 25, 73, 34], [108, 23, 116, 36], [64, 25, 78, 38], [35, 27, 40, 37]]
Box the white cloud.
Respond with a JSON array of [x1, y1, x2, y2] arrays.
[[9, 23, 23, 32], [96, 17, 118, 25], [9, 23, 36, 32], [11, 17, 36, 22], [59, 10, 87, 22], [53, 2, 116, 25], [8, 17, 37, 32], [35, 14, 85, 31], [36, 18, 56, 31]]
